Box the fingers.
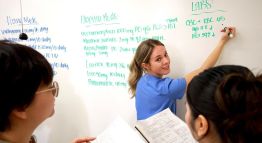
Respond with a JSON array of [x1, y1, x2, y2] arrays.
[[220, 26, 236, 42], [72, 137, 96, 143], [226, 26, 236, 38]]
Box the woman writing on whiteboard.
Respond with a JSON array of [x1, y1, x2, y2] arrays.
[[0, 41, 95, 143], [128, 27, 236, 120], [185, 65, 262, 143]]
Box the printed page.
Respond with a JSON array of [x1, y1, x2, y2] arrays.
[[135, 109, 197, 143], [92, 116, 145, 143]]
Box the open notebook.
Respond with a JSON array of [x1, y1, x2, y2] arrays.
[[92, 108, 197, 143], [135, 108, 197, 143]]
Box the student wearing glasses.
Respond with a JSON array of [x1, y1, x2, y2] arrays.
[[0, 41, 95, 143]]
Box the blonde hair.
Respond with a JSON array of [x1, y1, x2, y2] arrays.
[[128, 39, 164, 98]]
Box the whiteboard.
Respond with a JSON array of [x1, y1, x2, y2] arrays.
[[1, 0, 262, 142]]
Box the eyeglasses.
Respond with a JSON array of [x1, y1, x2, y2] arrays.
[[36, 81, 59, 97]]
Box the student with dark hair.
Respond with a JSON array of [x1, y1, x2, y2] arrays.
[[0, 41, 95, 143], [185, 65, 262, 143]]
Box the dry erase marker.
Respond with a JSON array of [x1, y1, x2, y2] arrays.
[[221, 27, 234, 38]]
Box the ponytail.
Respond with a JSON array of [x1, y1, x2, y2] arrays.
[[215, 73, 262, 143], [128, 59, 143, 98]]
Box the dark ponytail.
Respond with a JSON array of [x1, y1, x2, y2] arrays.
[[187, 65, 262, 143], [215, 74, 262, 143]]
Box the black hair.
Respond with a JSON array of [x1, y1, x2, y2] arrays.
[[0, 40, 53, 131], [186, 65, 262, 143]]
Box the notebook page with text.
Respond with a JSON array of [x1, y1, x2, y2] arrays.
[[135, 108, 197, 143]]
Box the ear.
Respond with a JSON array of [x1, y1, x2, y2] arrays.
[[194, 114, 209, 140], [11, 108, 27, 120], [141, 63, 150, 71]]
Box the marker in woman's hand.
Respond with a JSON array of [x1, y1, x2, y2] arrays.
[[221, 27, 234, 38]]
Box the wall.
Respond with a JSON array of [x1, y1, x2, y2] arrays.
[[1, 0, 262, 142]]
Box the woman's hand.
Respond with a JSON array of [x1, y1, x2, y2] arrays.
[[72, 137, 96, 143], [221, 26, 236, 42]]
